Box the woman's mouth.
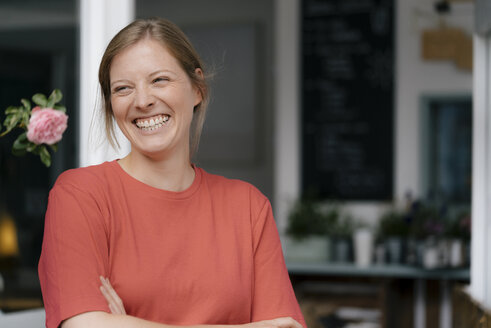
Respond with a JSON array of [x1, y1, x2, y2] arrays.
[[133, 114, 170, 131]]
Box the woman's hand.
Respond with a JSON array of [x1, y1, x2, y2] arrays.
[[244, 317, 303, 328], [99, 276, 126, 315]]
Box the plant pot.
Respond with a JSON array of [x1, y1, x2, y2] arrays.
[[415, 240, 426, 267], [405, 238, 419, 265], [374, 243, 386, 265], [281, 235, 330, 262], [385, 237, 404, 264], [422, 237, 440, 269], [333, 237, 351, 263], [353, 228, 374, 267]]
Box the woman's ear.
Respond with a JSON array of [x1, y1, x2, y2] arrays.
[[193, 68, 204, 108], [195, 67, 204, 79]]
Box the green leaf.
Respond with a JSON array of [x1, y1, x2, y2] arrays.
[[17, 132, 27, 142], [27, 142, 38, 152], [49, 143, 58, 152], [28, 144, 43, 155], [3, 114, 15, 127], [20, 98, 31, 111], [53, 105, 66, 113], [47, 89, 62, 108], [0, 113, 22, 136], [21, 111, 30, 128], [39, 146, 51, 167], [5, 106, 20, 115], [51, 89, 63, 103], [32, 93, 48, 107], [12, 133, 28, 150]]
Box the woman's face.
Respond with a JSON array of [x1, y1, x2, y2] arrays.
[[109, 38, 202, 159]]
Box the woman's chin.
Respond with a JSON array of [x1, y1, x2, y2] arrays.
[[134, 144, 171, 158], [127, 128, 171, 152]]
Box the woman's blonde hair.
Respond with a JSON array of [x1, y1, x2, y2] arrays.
[[98, 17, 209, 156]]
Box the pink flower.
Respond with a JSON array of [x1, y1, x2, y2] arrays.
[[27, 108, 68, 145]]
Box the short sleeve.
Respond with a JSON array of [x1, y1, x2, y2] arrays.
[[251, 198, 306, 328], [38, 179, 111, 328]]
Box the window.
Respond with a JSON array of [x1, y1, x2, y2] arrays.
[[421, 95, 472, 208], [0, 0, 78, 311]]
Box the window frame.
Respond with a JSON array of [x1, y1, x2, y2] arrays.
[[78, 0, 134, 167], [470, 33, 491, 307]]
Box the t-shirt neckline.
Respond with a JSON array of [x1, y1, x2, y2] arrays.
[[109, 160, 202, 200]]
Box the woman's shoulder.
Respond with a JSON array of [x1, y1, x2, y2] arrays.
[[53, 161, 115, 192]]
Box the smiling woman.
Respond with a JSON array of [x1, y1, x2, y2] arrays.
[[98, 19, 209, 158], [109, 38, 203, 170], [37, 18, 306, 328]]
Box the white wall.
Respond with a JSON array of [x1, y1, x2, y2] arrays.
[[395, 0, 473, 201], [274, 0, 300, 233], [273, 0, 474, 232], [136, 0, 276, 200]]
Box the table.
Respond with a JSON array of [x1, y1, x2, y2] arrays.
[[287, 262, 470, 328]]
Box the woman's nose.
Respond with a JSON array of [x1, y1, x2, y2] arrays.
[[134, 87, 155, 110]]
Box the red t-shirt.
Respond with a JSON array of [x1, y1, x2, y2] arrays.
[[38, 161, 306, 328]]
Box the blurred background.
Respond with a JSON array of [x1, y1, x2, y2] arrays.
[[0, 0, 487, 327]]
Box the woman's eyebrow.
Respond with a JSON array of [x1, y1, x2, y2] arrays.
[[149, 69, 176, 76], [110, 79, 131, 87], [110, 69, 178, 87]]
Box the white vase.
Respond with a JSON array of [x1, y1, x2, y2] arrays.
[[449, 238, 464, 267], [353, 228, 374, 267], [423, 237, 440, 269], [281, 235, 329, 262]]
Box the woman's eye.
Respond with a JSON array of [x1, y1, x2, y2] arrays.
[[113, 86, 129, 93], [153, 77, 169, 83]]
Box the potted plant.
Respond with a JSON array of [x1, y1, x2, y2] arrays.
[[378, 209, 409, 264], [409, 202, 447, 269], [283, 197, 338, 262], [444, 210, 471, 267], [331, 214, 354, 263]]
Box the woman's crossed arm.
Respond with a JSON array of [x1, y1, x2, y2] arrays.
[[61, 277, 304, 328]]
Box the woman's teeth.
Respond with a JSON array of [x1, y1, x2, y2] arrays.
[[135, 115, 170, 131]]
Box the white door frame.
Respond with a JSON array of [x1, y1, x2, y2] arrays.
[[79, 0, 134, 167]]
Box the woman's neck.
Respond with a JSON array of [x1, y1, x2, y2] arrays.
[[118, 151, 195, 192]]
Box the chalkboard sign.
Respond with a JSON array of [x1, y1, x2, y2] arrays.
[[302, 0, 394, 200]]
